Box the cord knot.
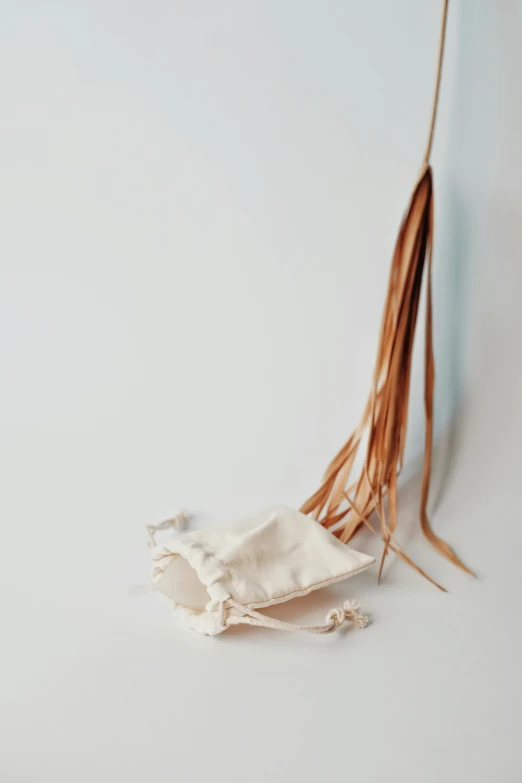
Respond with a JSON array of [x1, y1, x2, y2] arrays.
[[342, 600, 368, 629], [326, 600, 368, 631], [326, 606, 345, 628], [146, 509, 189, 547]]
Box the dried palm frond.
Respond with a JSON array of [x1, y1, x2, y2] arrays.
[[301, 0, 472, 588]]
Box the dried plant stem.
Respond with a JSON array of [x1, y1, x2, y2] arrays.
[[424, 0, 449, 164], [301, 0, 472, 588]]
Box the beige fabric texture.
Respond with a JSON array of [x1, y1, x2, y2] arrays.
[[149, 506, 375, 636]]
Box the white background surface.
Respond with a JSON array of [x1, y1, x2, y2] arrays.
[[1, 1, 521, 781]]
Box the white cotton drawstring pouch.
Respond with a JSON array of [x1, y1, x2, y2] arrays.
[[135, 505, 375, 636]]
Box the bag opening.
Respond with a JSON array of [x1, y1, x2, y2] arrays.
[[155, 555, 210, 612]]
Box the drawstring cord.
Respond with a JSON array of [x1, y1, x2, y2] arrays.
[[225, 598, 368, 635], [146, 509, 188, 547]]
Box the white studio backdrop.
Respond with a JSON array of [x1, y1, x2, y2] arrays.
[[1, 2, 521, 781]]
